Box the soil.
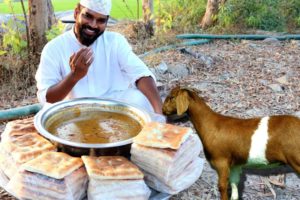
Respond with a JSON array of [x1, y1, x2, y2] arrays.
[[0, 21, 299, 200]]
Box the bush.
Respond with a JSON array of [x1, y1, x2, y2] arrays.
[[155, 0, 300, 33], [217, 0, 300, 32], [46, 21, 65, 41], [155, 0, 207, 33]]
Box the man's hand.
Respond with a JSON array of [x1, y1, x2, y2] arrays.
[[46, 47, 94, 103], [136, 76, 163, 114], [69, 47, 94, 81]]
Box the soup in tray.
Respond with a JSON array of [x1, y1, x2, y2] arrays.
[[46, 111, 142, 144]]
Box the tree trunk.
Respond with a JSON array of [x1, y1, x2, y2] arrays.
[[142, 0, 154, 36], [200, 0, 226, 29], [28, 0, 54, 56]]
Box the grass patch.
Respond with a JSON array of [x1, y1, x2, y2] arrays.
[[0, 0, 142, 19]]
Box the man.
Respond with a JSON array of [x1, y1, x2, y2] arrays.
[[35, 0, 163, 114]]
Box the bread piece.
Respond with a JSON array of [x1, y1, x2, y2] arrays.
[[6, 166, 88, 200], [21, 152, 84, 179], [143, 157, 204, 194], [82, 156, 143, 180], [0, 144, 19, 178], [133, 122, 192, 149], [131, 134, 202, 182], [1, 117, 36, 142], [88, 179, 151, 200], [1, 132, 56, 164]]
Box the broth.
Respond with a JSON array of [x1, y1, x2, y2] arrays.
[[47, 111, 142, 143]]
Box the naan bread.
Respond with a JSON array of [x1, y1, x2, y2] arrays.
[[0, 165, 9, 188], [1, 117, 36, 142], [143, 157, 204, 194], [88, 179, 151, 200], [6, 166, 87, 200], [133, 122, 192, 149], [0, 145, 18, 178], [22, 152, 84, 179], [131, 134, 202, 182], [82, 156, 143, 180], [1, 132, 56, 164]]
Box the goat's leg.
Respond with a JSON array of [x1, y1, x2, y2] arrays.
[[229, 166, 242, 200], [212, 159, 230, 200]]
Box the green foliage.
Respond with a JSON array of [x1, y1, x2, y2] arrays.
[[217, 0, 300, 32], [46, 21, 65, 41], [1, 0, 27, 56], [155, 0, 207, 33], [0, 50, 7, 56], [279, 0, 300, 29]]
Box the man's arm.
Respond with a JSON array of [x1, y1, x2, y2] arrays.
[[136, 76, 163, 114], [46, 47, 94, 103]]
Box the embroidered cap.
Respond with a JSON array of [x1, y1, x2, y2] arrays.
[[80, 0, 112, 15]]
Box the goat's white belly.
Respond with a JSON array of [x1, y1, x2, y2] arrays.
[[247, 117, 270, 165]]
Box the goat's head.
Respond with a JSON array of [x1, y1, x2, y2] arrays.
[[163, 86, 192, 116]]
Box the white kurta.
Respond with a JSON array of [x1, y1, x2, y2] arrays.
[[35, 29, 155, 112]]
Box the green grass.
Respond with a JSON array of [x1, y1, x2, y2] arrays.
[[0, 0, 142, 19]]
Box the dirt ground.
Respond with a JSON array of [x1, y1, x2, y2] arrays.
[[0, 21, 300, 199]]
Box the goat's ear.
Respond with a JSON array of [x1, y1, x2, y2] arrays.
[[176, 90, 189, 115]]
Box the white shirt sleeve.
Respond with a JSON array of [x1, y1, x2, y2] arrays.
[[116, 35, 156, 87], [35, 44, 62, 104]]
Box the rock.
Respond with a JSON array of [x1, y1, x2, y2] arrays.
[[268, 84, 284, 92], [155, 61, 168, 75], [275, 75, 289, 85], [150, 61, 169, 82], [168, 64, 189, 78], [193, 82, 209, 91], [180, 48, 213, 68], [263, 37, 281, 45]]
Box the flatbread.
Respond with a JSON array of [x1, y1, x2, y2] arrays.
[[1, 117, 36, 142], [0, 144, 19, 178], [133, 122, 192, 149], [82, 156, 143, 180], [22, 152, 84, 179], [2, 132, 56, 164]]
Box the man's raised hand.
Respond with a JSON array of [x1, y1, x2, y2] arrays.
[[69, 47, 94, 81]]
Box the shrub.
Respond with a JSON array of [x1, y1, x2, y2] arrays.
[[155, 0, 207, 33], [217, 0, 300, 32], [46, 20, 65, 41]]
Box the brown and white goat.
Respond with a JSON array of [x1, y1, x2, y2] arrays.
[[162, 86, 300, 200]]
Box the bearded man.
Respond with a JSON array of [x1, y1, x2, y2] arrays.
[[35, 0, 163, 115]]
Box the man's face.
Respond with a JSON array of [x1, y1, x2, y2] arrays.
[[74, 5, 108, 46]]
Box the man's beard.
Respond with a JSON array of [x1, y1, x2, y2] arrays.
[[76, 24, 104, 46]]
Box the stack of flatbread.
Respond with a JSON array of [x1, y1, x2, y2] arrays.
[[82, 156, 151, 200], [0, 117, 56, 183], [6, 152, 88, 200], [131, 122, 204, 194]]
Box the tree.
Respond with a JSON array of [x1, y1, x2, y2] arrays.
[[28, 0, 55, 56], [200, 0, 226, 29], [142, 0, 154, 35]]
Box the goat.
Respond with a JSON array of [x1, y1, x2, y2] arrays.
[[162, 86, 300, 200]]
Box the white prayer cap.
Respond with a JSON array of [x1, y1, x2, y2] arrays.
[[80, 0, 112, 15]]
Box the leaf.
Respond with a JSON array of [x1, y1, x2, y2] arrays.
[[0, 50, 7, 56]]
